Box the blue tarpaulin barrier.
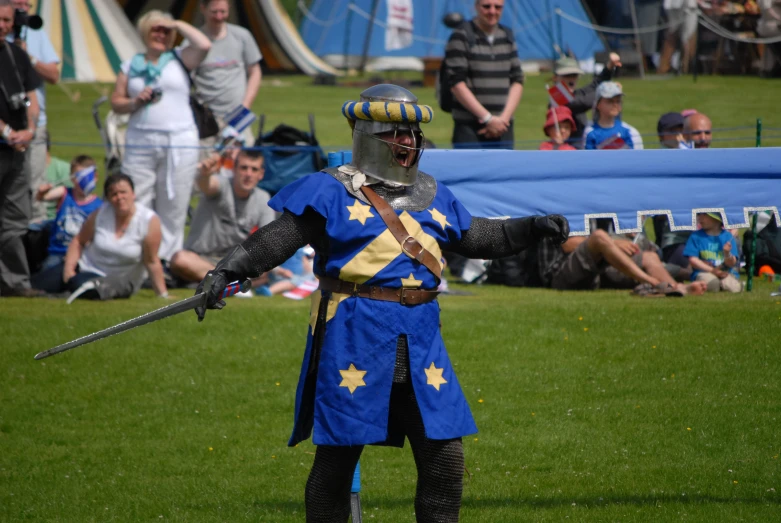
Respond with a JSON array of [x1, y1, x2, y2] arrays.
[[417, 148, 781, 235]]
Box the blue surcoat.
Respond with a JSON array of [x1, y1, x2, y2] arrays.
[[269, 172, 478, 447]]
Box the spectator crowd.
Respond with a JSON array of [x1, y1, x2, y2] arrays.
[[0, 0, 311, 301], [441, 0, 749, 297], [0, 0, 767, 301]]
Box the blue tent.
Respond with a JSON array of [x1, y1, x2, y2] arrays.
[[300, 0, 604, 62]]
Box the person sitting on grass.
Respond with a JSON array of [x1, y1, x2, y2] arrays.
[[683, 212, 742, 293], [255, 245, 316, 296], [537, 228, 707, 296], [32, 155, 103, 274], [32, 173, 168, 300], [583, 82, 638, 150], [169, 148, 274, 287], [34, 131, 74, 222], [539, 105, 577, 150]]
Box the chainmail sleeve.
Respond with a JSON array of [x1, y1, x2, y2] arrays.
[[240, 210, 326, 275], [446, 217, 516, 259]]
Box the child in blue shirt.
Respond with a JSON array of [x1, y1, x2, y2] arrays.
[[35, 155, 103, 271], [683, 212, 742, 293], [583, 82, 636, 150]]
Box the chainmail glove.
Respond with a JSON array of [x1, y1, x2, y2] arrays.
[[533, 214, 570, 244], [195, 245, 257, 322], [503, 214, 570, 253]]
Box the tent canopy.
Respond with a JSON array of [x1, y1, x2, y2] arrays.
[[119, 0, 339, 76], [30, 0, 143, 82], [300, 0, 604, 62]]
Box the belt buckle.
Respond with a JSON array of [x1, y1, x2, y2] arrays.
[[399, 288, 408, 305], [350, 281, 361, 297], [401, 236, 421, 260]]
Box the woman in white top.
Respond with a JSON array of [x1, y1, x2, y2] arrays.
[[59, 174, 168, 301], [111, 10, 211, 261]]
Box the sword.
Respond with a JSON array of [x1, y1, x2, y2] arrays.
[[34, 279, 251, 360]]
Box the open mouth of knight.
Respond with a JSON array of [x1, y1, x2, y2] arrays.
[[393, 146, 416, 167]]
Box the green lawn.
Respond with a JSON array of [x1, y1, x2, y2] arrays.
[[2, 74, 780, 521], [1, 283, 780, 521]]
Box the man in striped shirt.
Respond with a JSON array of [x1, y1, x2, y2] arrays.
[[444, 0, 523, 149]]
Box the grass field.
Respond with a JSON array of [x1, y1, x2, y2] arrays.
[[2, 73, 780, 521], [2, 283, 780, 521]]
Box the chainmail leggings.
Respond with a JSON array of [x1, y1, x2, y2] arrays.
[[304, 381, 464, 522]]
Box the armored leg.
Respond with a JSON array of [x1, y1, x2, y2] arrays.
[[391, 381, 464, 523], [305, 444, 363, 523]]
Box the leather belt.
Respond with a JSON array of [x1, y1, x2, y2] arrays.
[[319, 276, 439, 306]]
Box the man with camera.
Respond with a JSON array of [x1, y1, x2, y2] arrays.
[[7, 0, 60, 224], [0, 0, 43, 297]]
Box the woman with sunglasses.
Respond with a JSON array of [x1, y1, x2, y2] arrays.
[[110, 10, 211, 264]]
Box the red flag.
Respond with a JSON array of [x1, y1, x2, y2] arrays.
[[547, 82, 574, 107]]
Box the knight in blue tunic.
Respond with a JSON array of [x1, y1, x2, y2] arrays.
[[196, 85, 569, 523]]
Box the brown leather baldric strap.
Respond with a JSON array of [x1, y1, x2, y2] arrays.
[[319, 276, 439, 305], [359, 185, 442, 283]]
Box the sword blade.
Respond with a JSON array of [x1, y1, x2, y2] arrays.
[[34, 293, 206, 360]]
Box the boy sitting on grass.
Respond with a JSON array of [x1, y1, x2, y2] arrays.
[[683, 212, 742, 293], [33, 155, 102, 272], [539, 106, 577, 150], [583, 82, 637, 150]]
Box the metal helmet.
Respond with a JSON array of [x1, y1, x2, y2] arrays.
[[351, 84, 426, 186]]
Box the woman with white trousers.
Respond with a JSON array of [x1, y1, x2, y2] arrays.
[[111, 10, 211, 261]]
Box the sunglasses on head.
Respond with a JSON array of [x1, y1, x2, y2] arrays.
[[480, 3, 503, 10]]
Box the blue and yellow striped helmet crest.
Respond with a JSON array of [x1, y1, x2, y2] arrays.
[[342, 100, 434, 126]]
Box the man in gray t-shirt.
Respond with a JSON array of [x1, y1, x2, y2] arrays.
[[170, 150, 273, 283], [194, 0, 262, 141]]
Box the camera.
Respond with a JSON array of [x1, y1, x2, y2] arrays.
[[148, 88, 163, 104], [7, 92, 31, 111], [13, 8, 44, 39]]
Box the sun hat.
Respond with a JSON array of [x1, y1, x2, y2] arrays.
[[543, 106, 576, 131], [554, 57, 584, 76]]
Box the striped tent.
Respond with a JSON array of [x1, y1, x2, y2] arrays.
[[120, 0, 340, 76], [30, 0, 144, 82]]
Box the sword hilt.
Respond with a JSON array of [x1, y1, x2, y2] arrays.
[[221, 279, 252, 299]]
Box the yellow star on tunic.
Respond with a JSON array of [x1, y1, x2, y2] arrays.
[[339, 363, 367, 394], [424, 362, 448, 391], [428, 208, 451, 230], [346, 200, 374, 225], [400, 273, 422, 288]]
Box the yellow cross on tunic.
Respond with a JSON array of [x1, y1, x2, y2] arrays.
[[424, 362, 448, 391], [428, 208, 451, 230], [346, 200, 375, 225], [339, 363, 367, 394]]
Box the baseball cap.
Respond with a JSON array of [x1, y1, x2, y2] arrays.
[[554, 57, 584, 76], [543, 106, 576, 131], [705, 212, 723, 223], [657, 112, 685, 134], [595, 81, 623, 101]]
